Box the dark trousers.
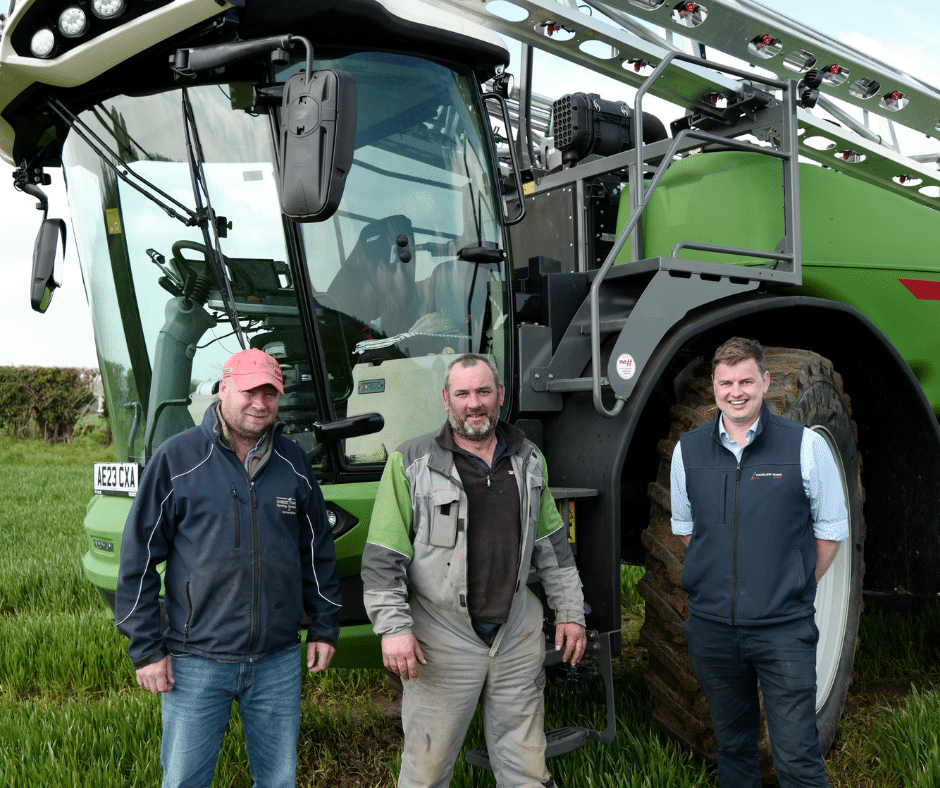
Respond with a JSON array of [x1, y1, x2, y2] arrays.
[[684, 615, 830, 788]]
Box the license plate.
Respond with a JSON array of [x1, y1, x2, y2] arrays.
[[93, 462, 141, 497]]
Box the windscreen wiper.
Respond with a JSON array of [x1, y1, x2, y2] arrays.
[[45, 97, 202, 228], [180, 86, 246, 347]]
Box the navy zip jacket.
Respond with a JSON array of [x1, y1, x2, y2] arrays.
[[115, 404, 341, 669], [680, 404, 816, 626]]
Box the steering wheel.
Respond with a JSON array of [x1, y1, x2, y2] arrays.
[[171, 240, 211, 281]]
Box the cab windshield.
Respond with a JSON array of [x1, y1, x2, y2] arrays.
[[61, 50, 508, 475], [282, 51, 507, 464]]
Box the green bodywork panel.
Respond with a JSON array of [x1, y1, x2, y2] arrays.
[[82, 494, 135, 595], [630, 150, 940, 409], [328, 481, 380, 578]]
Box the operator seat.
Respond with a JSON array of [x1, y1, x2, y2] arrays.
[[395, 255, 486, 358], [327, 214, 419, 337], [429, 258, 477, 338]]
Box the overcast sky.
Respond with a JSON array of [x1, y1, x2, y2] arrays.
[[0, 0, 936, 369]]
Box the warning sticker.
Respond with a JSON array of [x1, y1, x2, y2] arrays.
[[106, 208, 123, 235], [616, 353, 637, 380]]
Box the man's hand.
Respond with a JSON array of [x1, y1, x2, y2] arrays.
[[554, 622, 587, 666], [382, 632, 426, 681], [135, 654, 174, 693], [307, 641, 336, 673], [816, 538, 842, 581]]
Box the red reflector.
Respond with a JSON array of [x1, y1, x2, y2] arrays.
[[900, 279, 940, 300]]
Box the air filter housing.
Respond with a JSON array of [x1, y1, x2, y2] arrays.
[[552, 92, 633, 165]]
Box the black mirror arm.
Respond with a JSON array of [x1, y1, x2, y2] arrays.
[[173, 34, 314, 83], [20, 182, 49, 219], [13, 164, 51, 218]]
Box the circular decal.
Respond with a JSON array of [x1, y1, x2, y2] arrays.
[[616, 353, 636, 380]]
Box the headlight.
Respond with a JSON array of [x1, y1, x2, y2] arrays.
[[324, 503, 359, 540], [91, 0, 126, 20], [58, 6, 89, 39], [30, 27, 57, 58]]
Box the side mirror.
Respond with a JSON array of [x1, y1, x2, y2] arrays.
[[313, 413, 384, 443], [30, 218, 66, 313], [278, 69, 357, 222]]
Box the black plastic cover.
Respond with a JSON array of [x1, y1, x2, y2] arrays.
[[277, 69, 357, 222]]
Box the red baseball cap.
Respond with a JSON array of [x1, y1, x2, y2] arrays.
[[221, 348, 284, 394]]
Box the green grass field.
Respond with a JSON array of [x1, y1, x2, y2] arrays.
[[0, 432, 937, 787]]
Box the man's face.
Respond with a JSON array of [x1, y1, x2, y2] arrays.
[[442, 362, 504, 442], [712, 358, 770, 431], [218, 379, 280, 443]]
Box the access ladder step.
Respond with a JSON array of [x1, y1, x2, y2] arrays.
[[546, 376, 609, 392], [580, 318, 627, 335], [465, 726, 589, 770]]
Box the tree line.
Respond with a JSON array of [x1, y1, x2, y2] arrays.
[[0, 366, 100, 443]]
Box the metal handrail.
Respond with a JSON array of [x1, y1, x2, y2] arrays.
[[590, 51, 795, 417]]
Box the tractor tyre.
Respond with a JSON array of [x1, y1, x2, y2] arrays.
[[637, 347, 864, 783]]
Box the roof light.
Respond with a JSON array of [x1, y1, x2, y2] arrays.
[[30, 27, 57, 58], [58, 6, 89, 38], [91, 0, 126, 20]]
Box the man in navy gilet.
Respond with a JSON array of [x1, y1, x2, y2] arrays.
[[670, 337, 848, 788]]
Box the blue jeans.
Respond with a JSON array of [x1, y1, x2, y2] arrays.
[[684, 615, 830, 788], [160, 644, 302, 788]]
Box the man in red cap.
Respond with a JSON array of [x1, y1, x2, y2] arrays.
[[116, 347, 342, 788], [219, 347, 285, 459]]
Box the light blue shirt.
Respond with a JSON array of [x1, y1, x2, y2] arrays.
[[670, 415, 849, 542], [243, 433, 266, 472]]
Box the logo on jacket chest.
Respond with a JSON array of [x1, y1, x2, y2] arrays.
[[750, 472, 783, 481], [276, 496, 297, 515]]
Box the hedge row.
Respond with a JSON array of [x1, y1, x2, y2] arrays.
[[0, 366, 98, 444]]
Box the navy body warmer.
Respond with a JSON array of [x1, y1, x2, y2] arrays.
[[680, 404, 817, 626]]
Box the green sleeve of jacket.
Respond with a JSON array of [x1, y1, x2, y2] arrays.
[[361, 451, 416, 637], [536, 458, 566, 539], [532, 455, 586, 627], [365, 451, 414, 556]]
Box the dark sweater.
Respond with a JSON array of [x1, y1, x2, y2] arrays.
[[438, 422, 523, 625]]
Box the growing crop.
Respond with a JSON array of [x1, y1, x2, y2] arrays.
[[0, 436, 937, 787]]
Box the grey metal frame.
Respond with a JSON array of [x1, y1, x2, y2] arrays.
[[448, 0, 940, 210], [524, 51, 801, 417], [591, 51, 799, 415]]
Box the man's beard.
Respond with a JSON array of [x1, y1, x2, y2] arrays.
[[449, 411, 497, 442]]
